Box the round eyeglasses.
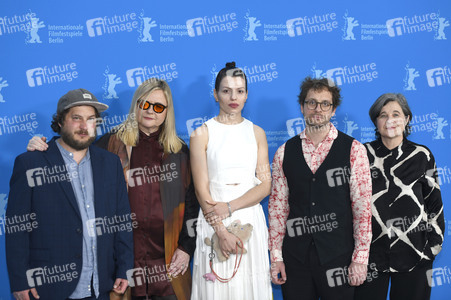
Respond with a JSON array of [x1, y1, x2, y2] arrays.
[[305, 99, 333, 112]]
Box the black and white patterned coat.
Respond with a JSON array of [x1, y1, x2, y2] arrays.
[[365, 138, 444, 272]]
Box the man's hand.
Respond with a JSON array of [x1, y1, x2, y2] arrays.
[[168, 248, 190, 277], [13, 288, 39, 300], [270, 261, 287, 285], [112, 278, 128, 294], [348, 262, 367, 286]]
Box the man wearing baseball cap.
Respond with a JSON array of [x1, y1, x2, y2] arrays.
[[6, 89, 133, 300]]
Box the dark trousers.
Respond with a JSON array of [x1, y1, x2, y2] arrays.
[[132, 295, 177, 300], [282, 241, 354, 300], [354, 261, 433, 300]]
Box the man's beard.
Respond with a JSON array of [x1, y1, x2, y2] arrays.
[[304, 114, 330, 130], [60, 127, 96, 151]]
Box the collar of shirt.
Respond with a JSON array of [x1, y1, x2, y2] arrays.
[[373, 137, 407, 157], [139, 128, 161, 142], [299, 122, 338, 145], [56, 138, 91, 165]]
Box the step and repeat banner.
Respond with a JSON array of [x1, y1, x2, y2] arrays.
[[1, 0, 450, 299]]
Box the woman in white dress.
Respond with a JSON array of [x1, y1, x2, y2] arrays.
[[190, 62, 273, 300]]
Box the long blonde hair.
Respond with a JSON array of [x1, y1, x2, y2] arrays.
[[115, 78, 183, 154]]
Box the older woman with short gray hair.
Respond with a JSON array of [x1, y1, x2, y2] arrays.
[[355, 93, 445, 300]]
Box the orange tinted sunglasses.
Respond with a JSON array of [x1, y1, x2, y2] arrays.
[[138, 100, 167, 113]]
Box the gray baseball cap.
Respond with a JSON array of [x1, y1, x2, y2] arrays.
[[57, 88, 109, 114]]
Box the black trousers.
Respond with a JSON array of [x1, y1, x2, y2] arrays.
[[281, 241, 354, 300], [354, 261, 433, 300]]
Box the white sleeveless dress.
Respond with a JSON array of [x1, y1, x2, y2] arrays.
[[191, 118, 272, 300]]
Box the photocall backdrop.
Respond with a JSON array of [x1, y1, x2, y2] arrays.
[[0, 0, 450, 299]]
